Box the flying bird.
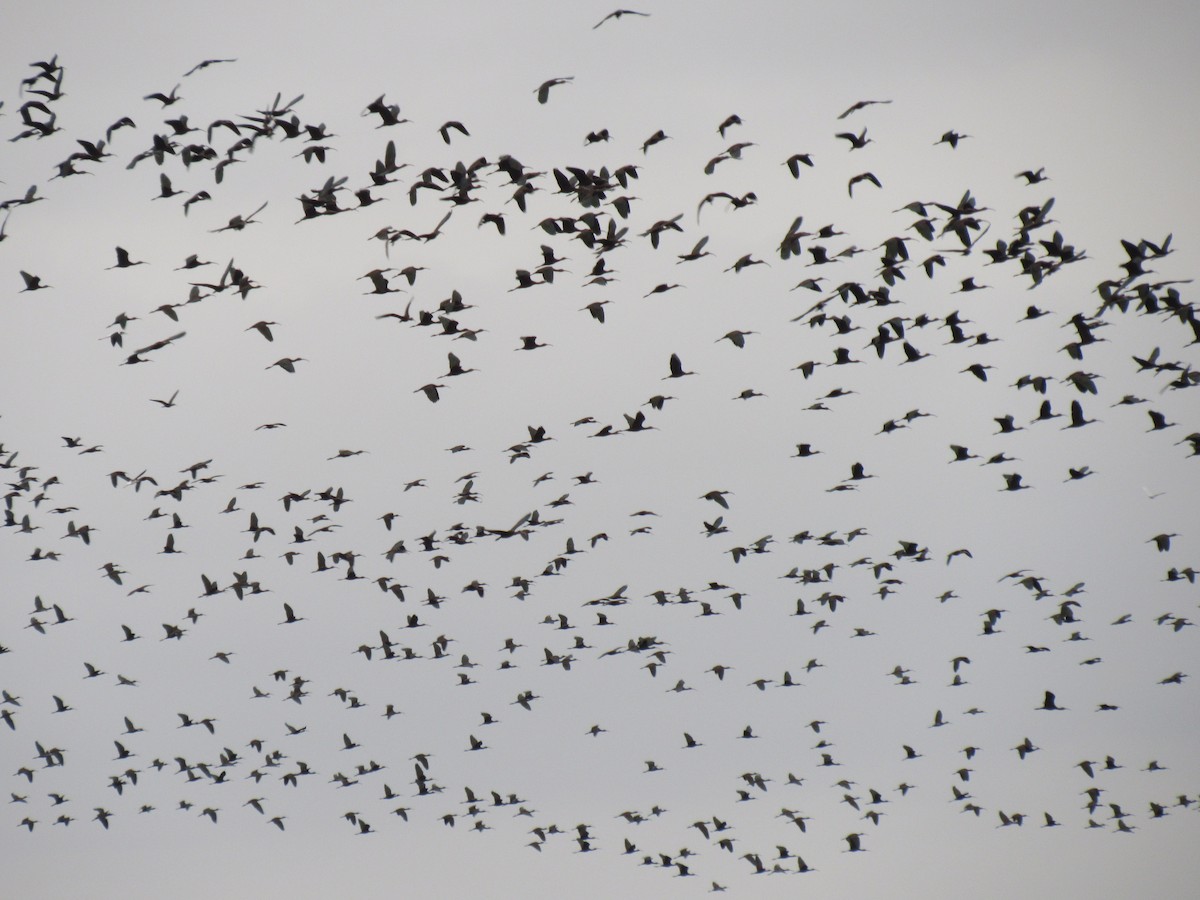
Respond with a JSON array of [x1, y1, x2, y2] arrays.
[[534, 77, 573, 104], [594, 9, 649, 28]]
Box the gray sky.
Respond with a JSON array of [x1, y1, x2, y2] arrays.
[[2, 2, 1198, 897]]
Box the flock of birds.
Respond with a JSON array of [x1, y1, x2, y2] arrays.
[[1, 10, 1198, 893]]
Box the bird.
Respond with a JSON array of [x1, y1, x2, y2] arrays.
[[785, 153, 815, 177], [1149, 533, 1178, 552], [835, 128, 872, 150], [211, 201, 267, 232], [718, 330, 756, 348], [534, 77, 573, 104], [642, 129, 669, 153], [848, 172, 882, 197], [665, 354, 694, 379], [108, 246, 146, 269], [19, 271, 50, 292], [935, 130, 970, 148], [1066, 401, 1096, 429], [416, 384, 444, 403], [1147, 410, 1176, 432], [1040, 691, 1065, 711], [594, 9, 649, 28], [238, 318, 277, 344], [438, 121, 470, 144], [838, 99, 892, 119], [183, 58, 236, 76], [143, 84, 182, 106]]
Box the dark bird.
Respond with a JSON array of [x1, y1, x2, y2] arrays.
[[438, 121, 470, 144], [835, 128, 872, 150], [246, 321, 276, 341], [534, 77, 573, 104], [109, 247, 146, 269], [1149, 533, 1177, 553], [183, 58, 236, 77], [594, 9, 650, 28], [785, 153, 814, 177], [1002, 473, 1030, 492], [416, 384, 444, 403], [1066, 400, 1096, 429], [1040, 691, 1065, 711], [935, 130, 970, 148], [838, 99, 891, 119], [666, 353, 694, 379], [211, 201, 267, 233], [1147, 410, 1176, 432], [144, 84, 182, 106], [642, 130, 669, 153], [848, 172, 881, 197], [19, 271, 50, 292]]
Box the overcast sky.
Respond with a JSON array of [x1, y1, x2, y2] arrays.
[[2, 2, 1198, 897]]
